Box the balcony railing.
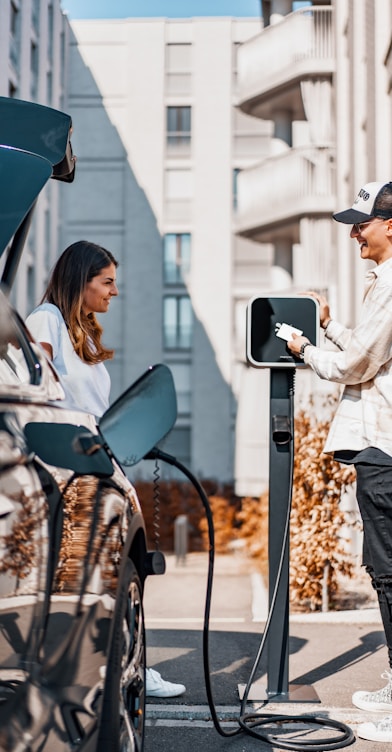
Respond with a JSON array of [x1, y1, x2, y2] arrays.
[[9, 34, 19, 69], [236, 145, 335, 238], [237, 7, 334, 113]]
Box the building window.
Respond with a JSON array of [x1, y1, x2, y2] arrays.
[[9, 1, 20, 69], [47, 3, 54, 61], [165, 43, 192, 95], [27, 263, 36, 315], [165, 169, 193, 199], [163, 295, 192, 349], [10, 1, 19, 36], [161, 426, 191, 469], [164, 168, 193, 222], [31, 41, 39, 98], [47, 70, 53, 103], [166, 106, 191, 154], [233, 168, 241, 210], [31, 40, 38, 75], [32, 0, 40, 33], [166, 43, 192, 71], [8, 80, 17, 98], [232, 41, 240, 87], [163, 233, 191, 285], [169, 363, 191, 414]]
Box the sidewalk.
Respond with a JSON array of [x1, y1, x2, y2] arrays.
[[143, 552, 389, 751]]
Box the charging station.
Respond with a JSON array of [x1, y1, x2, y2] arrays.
[[243, 295, 320, 702], [151, 296, 355, 748]]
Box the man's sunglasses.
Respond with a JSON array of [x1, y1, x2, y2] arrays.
[[352, 218, 385, 234]]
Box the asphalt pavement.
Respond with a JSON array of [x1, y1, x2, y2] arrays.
[[143, 551, 389, 752]]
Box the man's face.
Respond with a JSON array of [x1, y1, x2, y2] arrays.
[[350, 218, 392, 265]]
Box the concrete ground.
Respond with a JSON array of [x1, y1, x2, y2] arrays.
[[143, 552, 390, 751]]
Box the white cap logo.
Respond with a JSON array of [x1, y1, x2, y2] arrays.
[[355, 188, 370, 203]]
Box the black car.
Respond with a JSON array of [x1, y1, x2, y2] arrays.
[[0, 96, 177, 752]]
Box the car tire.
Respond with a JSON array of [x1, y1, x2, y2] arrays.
[[97, 557, 145, 752]]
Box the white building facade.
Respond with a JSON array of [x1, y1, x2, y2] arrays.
[[235, 0, 392, 494]]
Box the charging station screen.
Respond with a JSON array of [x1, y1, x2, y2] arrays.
[[246, 296, 319, 368]]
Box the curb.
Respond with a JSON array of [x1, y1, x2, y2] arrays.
[[145, 701, 374, 728]]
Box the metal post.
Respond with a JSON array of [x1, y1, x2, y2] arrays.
[[239, 368, 319, 703], [174, 514, 188, 565], [265, 367, 319, 702], [267, 367, 293, 697]]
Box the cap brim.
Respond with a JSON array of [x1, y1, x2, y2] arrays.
[[333, 208, 373, 224]]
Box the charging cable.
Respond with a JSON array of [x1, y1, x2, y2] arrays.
[[146, 446, 354, 750]]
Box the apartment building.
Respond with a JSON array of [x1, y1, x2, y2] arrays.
[[235, 0, 392, 494], [0, 0, 71, 315], [62, 17, 269, 481]]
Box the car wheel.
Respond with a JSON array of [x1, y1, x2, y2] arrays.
[[97, 557, 145, 752]]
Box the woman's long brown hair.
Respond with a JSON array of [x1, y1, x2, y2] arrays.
[[42, 240, 118, 364]]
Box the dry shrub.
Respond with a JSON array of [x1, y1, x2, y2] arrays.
[[290, 398, 356, 610], [234, 493, 269, 578], [199, 494, 240, 553], [232, 394, 357, 612], [135, 477, 240, 553]]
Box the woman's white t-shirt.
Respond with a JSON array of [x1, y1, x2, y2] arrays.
[[26, 302, 111, 419]]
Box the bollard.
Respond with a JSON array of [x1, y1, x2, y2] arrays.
[[174, 514, 188, 565]]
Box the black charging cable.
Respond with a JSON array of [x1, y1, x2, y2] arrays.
[[145, 445, 355, 750]]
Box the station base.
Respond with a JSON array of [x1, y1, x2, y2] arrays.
[[238, 680, 320, 703]]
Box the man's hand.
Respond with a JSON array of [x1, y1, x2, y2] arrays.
[[301, 290, 331, 329], [287, 332, 311, 356]]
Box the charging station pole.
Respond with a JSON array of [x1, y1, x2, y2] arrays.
[[259, 366, 318, 702], [267, 367, 318, 701], [239, 365, 320, 704], [241, 295, 321, 703], [267, 367, 293, 698]]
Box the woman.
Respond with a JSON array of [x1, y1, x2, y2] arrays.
[[26, 240, 118, 420], [26, 239, 186, 699]]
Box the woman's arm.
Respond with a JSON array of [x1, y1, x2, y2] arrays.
[[26, 305, 60, 361], [39, 342, 53, 359]]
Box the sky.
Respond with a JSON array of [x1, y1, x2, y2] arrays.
[[61, 0, 263, 20]]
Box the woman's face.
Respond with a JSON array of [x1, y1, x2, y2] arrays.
[[82, 263, 118, 315]]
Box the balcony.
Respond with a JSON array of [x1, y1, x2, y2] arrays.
[[237, 7, 334, 120], [235, 145, 335, 243]]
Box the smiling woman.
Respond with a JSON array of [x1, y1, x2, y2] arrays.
[[82, 264, 118, 315], [26, 240, 119, 419]]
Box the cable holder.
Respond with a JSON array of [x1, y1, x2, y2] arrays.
[[152, 456, 161, 551]]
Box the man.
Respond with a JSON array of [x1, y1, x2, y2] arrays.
[[288, 181, 392, 743]]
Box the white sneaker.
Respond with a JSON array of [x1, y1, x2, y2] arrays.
[[358, 715, 392, 742], [352, 670, 392, 712], [145, 668, 186, 698]]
